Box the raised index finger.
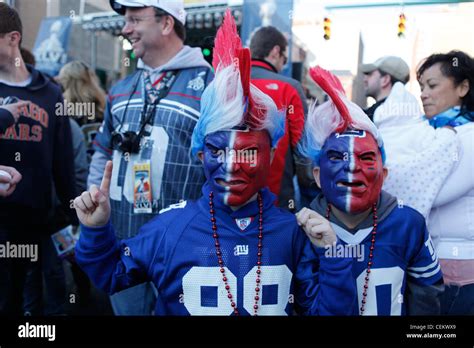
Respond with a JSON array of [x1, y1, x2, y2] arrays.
[[100, 160, 113, 195]]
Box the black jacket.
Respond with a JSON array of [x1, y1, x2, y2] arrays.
[[0, 65, 77, 233]]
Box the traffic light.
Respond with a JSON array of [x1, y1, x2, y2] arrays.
[[398, 13, 406, 38], [323, 17, 331, 40], [202, 48, 211, 58], [201, 39, 214, 65]]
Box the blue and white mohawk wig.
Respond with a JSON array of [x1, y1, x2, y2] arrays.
[[191, 10, 285, 156], [301, 66, 386, 165]]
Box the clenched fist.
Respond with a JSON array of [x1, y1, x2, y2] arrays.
[[74, 160, 112, 227], [0, 165, 22, 197], [296, 207, 337, 248]]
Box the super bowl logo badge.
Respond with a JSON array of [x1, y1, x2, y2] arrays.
[[133, 162, 153, 214], [187, 71, 206, 91]]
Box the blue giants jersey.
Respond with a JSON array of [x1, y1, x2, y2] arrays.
[[76, 185, 358, 316], [328, 205, 442, 316]]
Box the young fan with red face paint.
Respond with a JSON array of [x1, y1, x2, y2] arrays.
[[296, 67, 444, 315], [72, 11, 358, 316]]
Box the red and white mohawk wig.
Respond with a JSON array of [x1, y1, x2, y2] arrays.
[[303, 66, 385, 163], [191, 9, 284, 155]]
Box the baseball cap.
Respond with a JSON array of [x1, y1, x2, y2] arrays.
[[109, 0, 186, 25], [360, 56, 410, 83]]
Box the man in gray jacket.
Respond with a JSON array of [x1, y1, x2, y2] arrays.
[[86, 0, 213, 315]]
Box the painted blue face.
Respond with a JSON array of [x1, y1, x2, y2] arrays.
[[319, 130, 385, 213], [201, 130, 271, 207]]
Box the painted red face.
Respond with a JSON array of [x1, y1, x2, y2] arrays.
[[319, 130, 385, 213], [202, 129, 271, 207]]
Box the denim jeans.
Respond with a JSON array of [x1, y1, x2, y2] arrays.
[[441, 283, 474, 315], [109, 282, 157, 315], [0, 226, 40, 315], [22, 231, 67, 315]]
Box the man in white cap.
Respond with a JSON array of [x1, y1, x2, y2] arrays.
[[88, 0, 213, 315], [360, 56, 410, 121]]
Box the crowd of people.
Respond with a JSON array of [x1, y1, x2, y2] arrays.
[[0, 0, 473, 316]]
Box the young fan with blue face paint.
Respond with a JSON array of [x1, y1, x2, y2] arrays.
[[72, 11, 358, 316], [297, 67, 445, 315]]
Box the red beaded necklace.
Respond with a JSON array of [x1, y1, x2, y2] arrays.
[[325, 203, 378, 315], [208, 191, 263, 316]]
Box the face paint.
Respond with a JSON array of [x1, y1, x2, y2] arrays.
[[202, 129, 271, 207], [319, 130, 384, 214]]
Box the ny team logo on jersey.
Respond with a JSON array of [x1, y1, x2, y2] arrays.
[[234, 245, 249, 256]]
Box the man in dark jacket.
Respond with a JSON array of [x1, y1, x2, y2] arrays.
[[249, 26, 315, 211], [0, 3, 77, 315]]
